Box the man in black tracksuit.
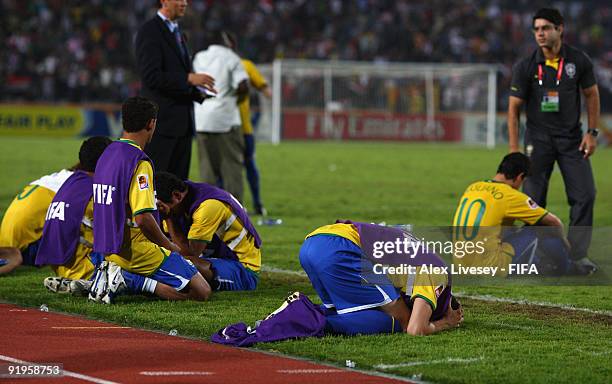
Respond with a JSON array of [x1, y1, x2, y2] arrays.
[[507, 8, 600, 274]]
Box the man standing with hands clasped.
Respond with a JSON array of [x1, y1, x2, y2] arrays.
[[507, 8, 600, 274], [135, 0, 216, 180]]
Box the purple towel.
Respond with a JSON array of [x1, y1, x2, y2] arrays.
[[211, 293, 326, 347]]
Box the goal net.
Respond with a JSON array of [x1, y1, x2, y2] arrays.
[[254, 59, 499, 147]]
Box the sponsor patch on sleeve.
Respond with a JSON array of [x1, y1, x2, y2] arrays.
[[526, 198, 539, 209], [137, 174, 149, 190]]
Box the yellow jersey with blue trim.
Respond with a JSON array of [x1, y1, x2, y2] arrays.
[[188, 199, 261, 272], [0, 184, 55, 249], [452, 180, 548, 270]]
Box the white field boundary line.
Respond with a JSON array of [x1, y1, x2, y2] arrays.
[[454, 293, 612, 317], [51, 326, 131, 330], [375, 357, 484, 370], [262, 265, 307, 277], [277, 369, 346, 374], [0, 354, 119, 384], [140, 371, 214, 376], [262, 265, 612, 316]]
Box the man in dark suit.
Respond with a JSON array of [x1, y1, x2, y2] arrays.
[[135, 0, 215, 179]]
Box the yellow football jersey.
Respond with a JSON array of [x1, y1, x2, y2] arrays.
[[52, 200, 95, 280], [306, 223, 361, 247], [239, 59, 268, 135], [188, 199, 261, 272], [0, 184, 55, 250], [452, 180, 548, 270]]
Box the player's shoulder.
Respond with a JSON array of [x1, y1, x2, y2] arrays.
[[199, 198, 230, 213]]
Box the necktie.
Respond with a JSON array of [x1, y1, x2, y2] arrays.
[[172, 24, 187, 61]]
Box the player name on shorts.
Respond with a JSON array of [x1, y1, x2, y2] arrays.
[[373, 263, 539, 277], [92, 183, 115, 205]]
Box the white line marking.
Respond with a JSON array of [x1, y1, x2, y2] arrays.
[[261, 265, 307, 277], [495, 322, 537, 331], [455, 293, 612, 316], [277, 369, 346, 374], [375, 357, 484, 370], [0, 354, 119, 384], [9, 309, 28, 312], [574, 348, 612, 357], [140, 371, 214, 376], [262, 265, 612, 316], [51, 326, 131, 330]]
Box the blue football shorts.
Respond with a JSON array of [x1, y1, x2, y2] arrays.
[[299, 234, 400, 314], [202, 257, 259, 291], [150, 252, 198, 291]]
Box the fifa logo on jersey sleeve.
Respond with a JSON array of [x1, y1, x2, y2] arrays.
[[93, 184, 115, 205], [45, 201, 67, 221]]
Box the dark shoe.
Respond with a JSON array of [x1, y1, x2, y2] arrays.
[[569, 257, 598, 275], [254, 205, 268, 216]]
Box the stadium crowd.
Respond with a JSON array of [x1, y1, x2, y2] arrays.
[[1, 0, 610, 110]]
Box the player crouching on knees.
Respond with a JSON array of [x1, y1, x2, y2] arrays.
[[300, 221, 463, 336], [36, 136, 112, 294], [87, 97, 211, 304], [155, 172, 262, 292], [453, 153, 572, 276], [0, 164, 77, 275]]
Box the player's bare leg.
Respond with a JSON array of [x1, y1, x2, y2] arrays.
[[0, 247, 22, 275], [380, 298, 411, 330], [154, 273, 211, 301]]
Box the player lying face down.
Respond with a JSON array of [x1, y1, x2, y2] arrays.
[[300, 221, 463, 335]]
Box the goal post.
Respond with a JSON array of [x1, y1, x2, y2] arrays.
[[256, 59, 499, 147]]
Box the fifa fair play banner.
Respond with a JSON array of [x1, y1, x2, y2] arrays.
[[0, 104, 121, 137], [0, 105, 84, 136]]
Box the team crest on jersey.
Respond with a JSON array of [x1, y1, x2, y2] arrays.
[[138, 174, 149, 190], [434, 285, 444, 298], [527, 198, 539, 209], [565, 63, 576, 79]]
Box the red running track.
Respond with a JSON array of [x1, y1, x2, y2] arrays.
[[0, 303, 411, 384]]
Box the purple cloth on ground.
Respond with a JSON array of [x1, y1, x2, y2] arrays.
[[35, 171, 92, 266], [211, 293, 325, 347]]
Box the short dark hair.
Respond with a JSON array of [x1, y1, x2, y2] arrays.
[[155, 171, 187, 203], [78, 136, 112, 172], [121, 96, 158, 133], [533, 8, 564, 27], [206, 29, 234, 47], [497, 153, 531, 179]]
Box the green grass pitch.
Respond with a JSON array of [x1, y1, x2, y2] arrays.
[[0, 137, 610, 383]]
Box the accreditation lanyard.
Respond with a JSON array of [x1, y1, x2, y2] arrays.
[[538, 58, 564, 86]]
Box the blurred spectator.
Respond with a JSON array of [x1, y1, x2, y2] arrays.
[[0, 0, 610, 111]]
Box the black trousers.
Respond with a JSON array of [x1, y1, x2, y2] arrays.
[[145, 133, 192, 180], [523, 130, 596, 260]]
